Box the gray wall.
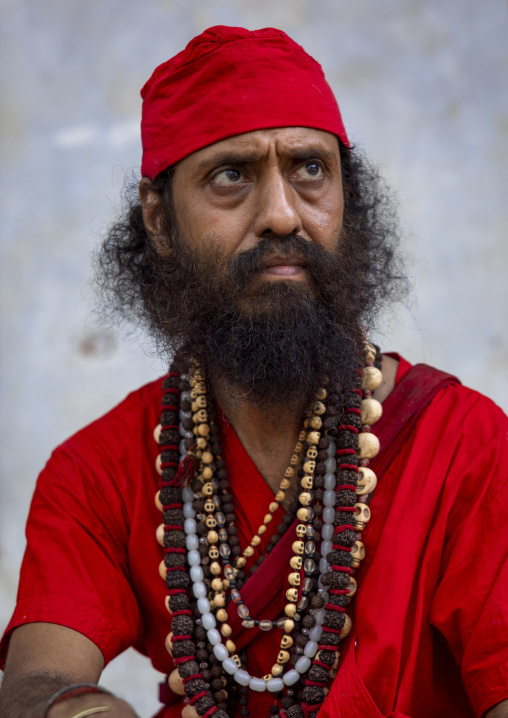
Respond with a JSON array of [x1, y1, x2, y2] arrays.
[[1, 1, 507, 715]]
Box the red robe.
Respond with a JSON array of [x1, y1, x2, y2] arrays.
[[1, 357, 507, 717]]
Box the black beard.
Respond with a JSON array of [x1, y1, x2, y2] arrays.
[[154, 233, 364, 412]]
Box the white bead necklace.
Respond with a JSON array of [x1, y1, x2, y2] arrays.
[[182, 490, 332, 693]]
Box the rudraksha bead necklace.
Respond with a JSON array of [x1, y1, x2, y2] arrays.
[[154, 342, 383, 718]]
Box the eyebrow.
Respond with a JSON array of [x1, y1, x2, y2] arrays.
[[196, 143, 337, 173], [197, 151, 261, 173]]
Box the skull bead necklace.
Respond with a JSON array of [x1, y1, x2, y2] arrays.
[[154, 342, 383, 718]]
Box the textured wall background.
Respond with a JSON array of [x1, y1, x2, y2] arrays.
[[1, 1, 507, 715]]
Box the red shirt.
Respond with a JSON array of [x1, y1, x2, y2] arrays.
[[2, 357, 508, 717]]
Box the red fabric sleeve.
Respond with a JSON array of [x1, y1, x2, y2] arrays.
[[324, 383, 508, 718], [429, 392, 508, 717], [0, 394, 147, 668]]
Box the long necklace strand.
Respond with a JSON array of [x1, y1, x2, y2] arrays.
[[154, 344, 383, 718]]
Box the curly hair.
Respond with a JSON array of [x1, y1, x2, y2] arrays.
[[94, 142, 407, 341]]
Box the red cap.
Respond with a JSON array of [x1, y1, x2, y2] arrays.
[[141, 26, 349, 179]]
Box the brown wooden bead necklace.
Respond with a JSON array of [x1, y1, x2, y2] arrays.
[[154, 343, 383, 718]]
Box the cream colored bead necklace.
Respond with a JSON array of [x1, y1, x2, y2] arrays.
[[153, 342, 384, 718]]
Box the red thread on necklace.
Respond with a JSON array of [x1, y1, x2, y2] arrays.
[[202, 707, 218, 718], [165, 547, 186, 554], [325, 603, 345, 613], [183, 673, 201, 684], [351, 389, 363, 396], [321, 626, 342, 635], [173, 454, 198, 487], [338, 425, 359, 434], [172, 609, 192, 617], [313, 659, 331, 669], [166, 588, 186, 595], [334, 524, 355, 532], [338, 462, 359, 471], [164, 566, 185, 572], [160, 444, 180, 452], [335, 484, 357, 491], [189, 690, 208, 705], [304, 680, 326, 687], [331, 565, 352, 574], [335, 506, 356, 512], [161, 404, 178, 411], [336, 448, 356, 456], [162, 503, 182, 510], [303, 701, 326, 717], [163, 524, 183, 531], [171, 633, 191, 641], [345, 407, 362, 416], [161, 424, 178, 431], [161, 461, 179, 469], [173, 654, 195, 665], [163, 387, 180, 394], [332, 544, 351, 552], [330, 589, 350, 595]]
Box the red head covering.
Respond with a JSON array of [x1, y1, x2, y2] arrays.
[[140, 26, 349, 179]]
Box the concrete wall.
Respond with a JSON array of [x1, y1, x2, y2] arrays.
[[1, 1, 507, 715]]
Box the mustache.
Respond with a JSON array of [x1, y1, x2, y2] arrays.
[[226, 234, 340, 291]]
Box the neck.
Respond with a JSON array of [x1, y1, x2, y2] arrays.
[[212, 380, 305, 505]]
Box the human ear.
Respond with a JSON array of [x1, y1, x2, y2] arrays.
[[139, 177, 171, 255]]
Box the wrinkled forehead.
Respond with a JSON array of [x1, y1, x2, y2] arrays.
[[173, 127, 343, 176]]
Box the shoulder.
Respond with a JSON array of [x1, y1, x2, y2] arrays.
[[397, 362, 508, 489], [42, 377, 165, 481], [381, 354, 508, 474], [385, 352, 507, 428], [418, 369, 507, 434], [29, 377, 167, 531], [429, 381, 508, 461], [63, 377, 163, 446]]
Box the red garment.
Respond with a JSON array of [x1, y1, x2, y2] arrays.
[[140, 25, 349, 179], [1, 357, 508, 718]]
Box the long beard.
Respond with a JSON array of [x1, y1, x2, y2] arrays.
[[152, 233, 364, 411]]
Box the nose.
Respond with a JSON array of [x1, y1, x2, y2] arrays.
[[253, 169, 302, 237]]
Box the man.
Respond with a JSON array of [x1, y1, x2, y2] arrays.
[[0, 25, 507, 718]]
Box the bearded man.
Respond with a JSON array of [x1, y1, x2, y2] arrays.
[[0, 25, 507, 718]]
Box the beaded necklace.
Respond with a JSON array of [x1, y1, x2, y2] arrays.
[[154, 343, 383, 718]]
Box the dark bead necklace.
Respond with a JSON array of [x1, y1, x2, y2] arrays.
[[154, 343, 383, 718]]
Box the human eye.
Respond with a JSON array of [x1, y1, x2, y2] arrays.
[[211, 167, 244, 186], [293, 160, 325, 181]]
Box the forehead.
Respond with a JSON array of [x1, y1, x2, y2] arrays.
[[178, 126, 341, 173]]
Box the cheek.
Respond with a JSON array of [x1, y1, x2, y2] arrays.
[[304, 193, 344, 246], [184, 203, 255, 259]]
